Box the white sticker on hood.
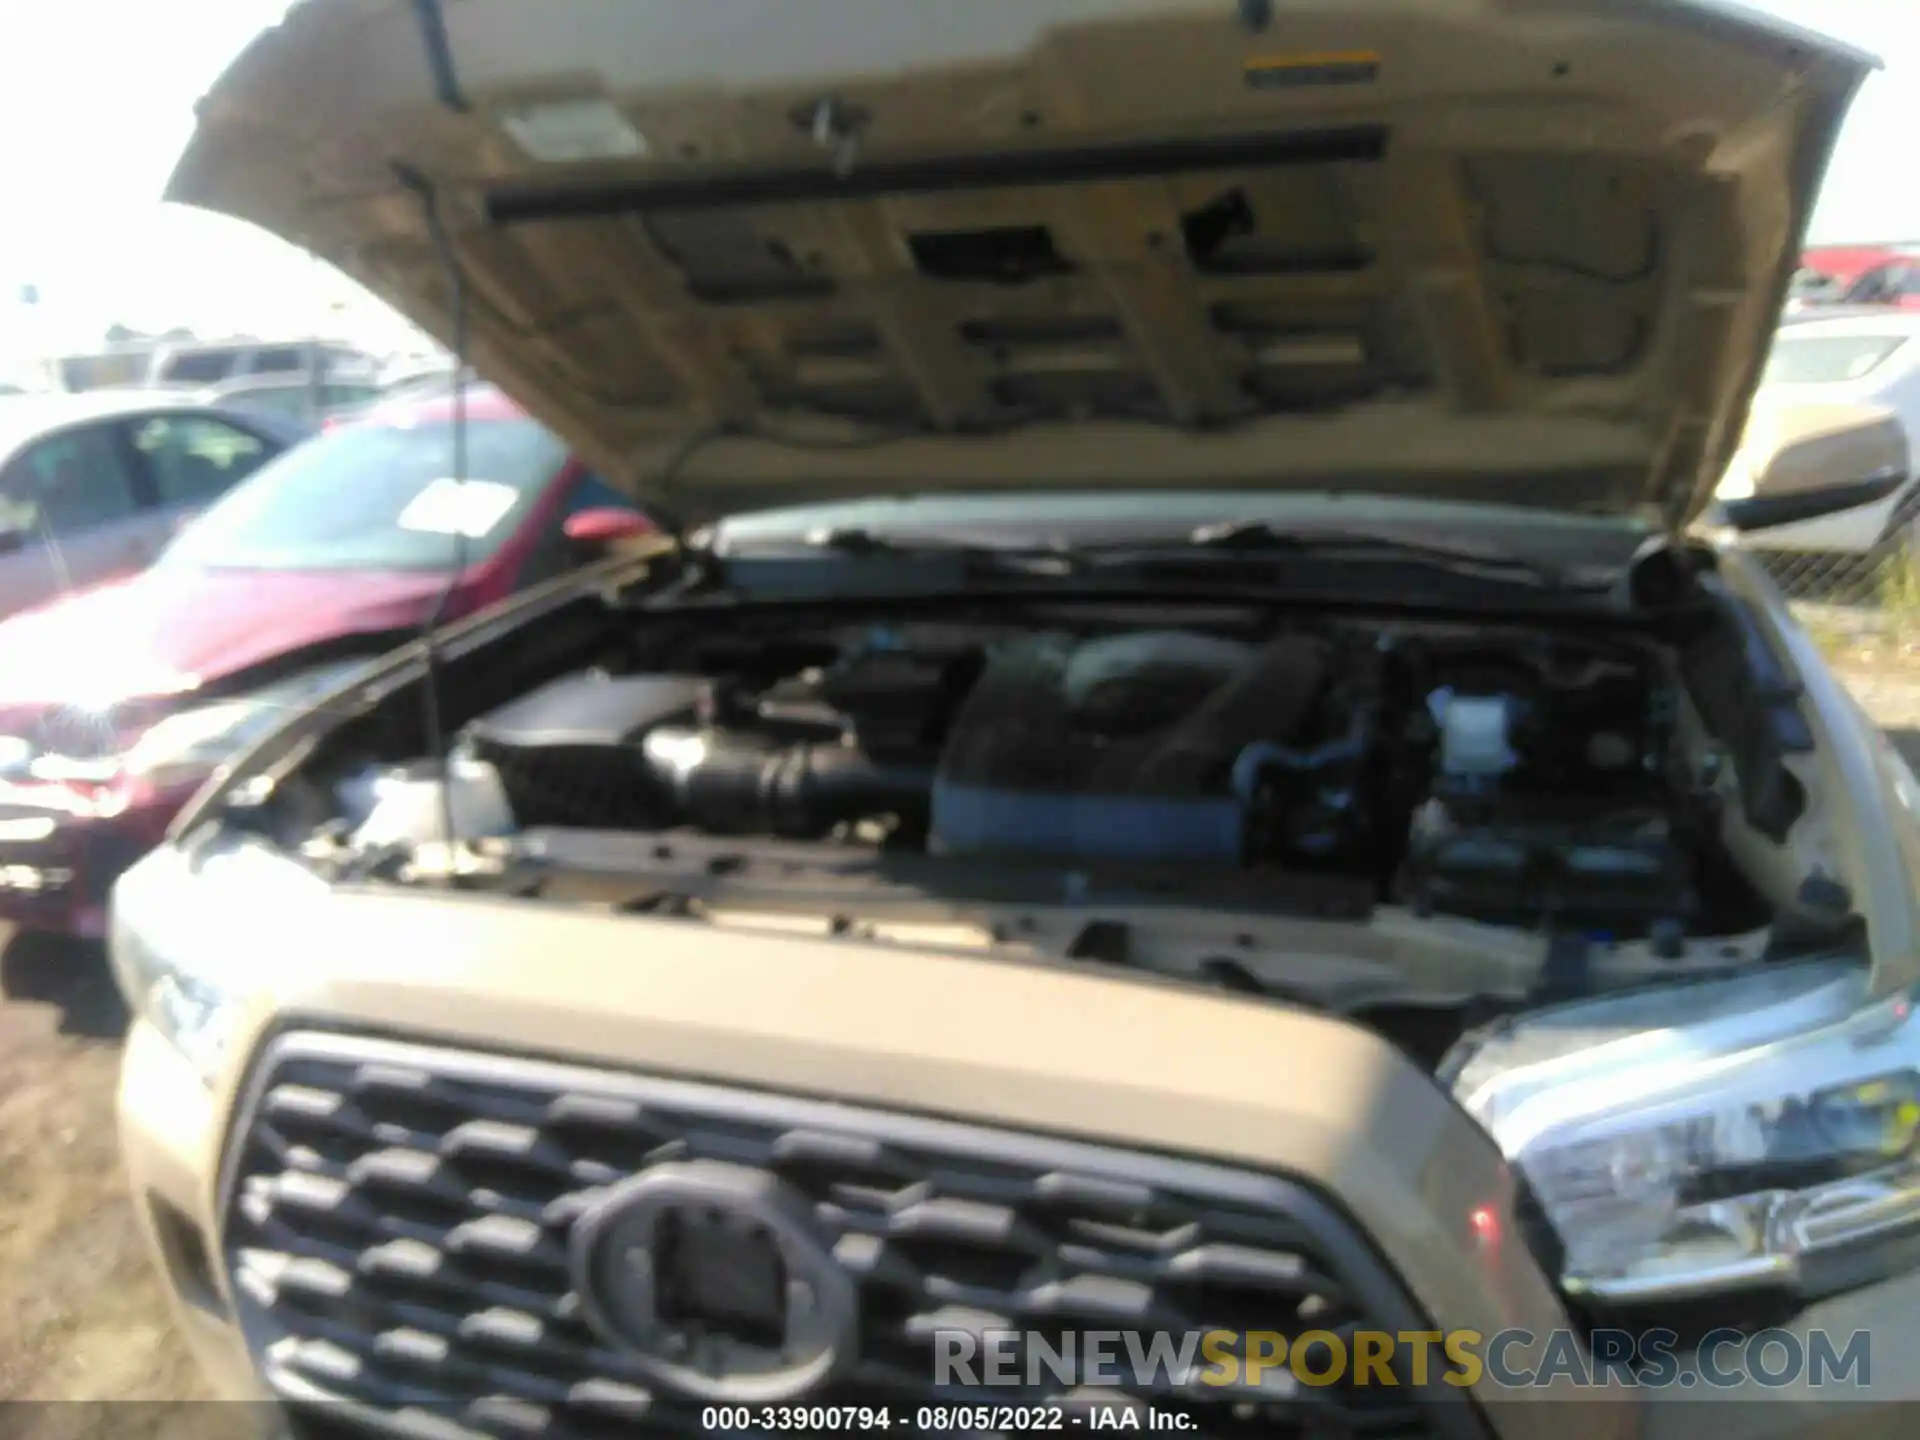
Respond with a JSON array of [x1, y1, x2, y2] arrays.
[[497, 99, 648, 163], [397, 478, 521, 539]]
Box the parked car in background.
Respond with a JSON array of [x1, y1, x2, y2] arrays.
[[1716, 312, 1920, 560], [1787, 266, 1845, 310], [143, 338, 379, 389], [43, 342, 162, 394], [376, 352, 459, 393], [195, 371, 385, 427], [0, 383, 649, 937], [1838, 258, 1920, 310], [1798, 244, 1920, 310], [0, 391, 305, 623], [34, 338, 389, 396], [372, 365, 477, 406], [1777, 302, 1901, 326]]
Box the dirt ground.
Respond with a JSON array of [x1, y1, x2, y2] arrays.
[[1, 667, 1918, 1425], [0, 939, 212, 1411]]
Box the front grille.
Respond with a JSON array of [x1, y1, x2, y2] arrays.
[[222, 1033, 1473, 1440]]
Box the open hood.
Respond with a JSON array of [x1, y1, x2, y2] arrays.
[[169, 0, 1874, 530]]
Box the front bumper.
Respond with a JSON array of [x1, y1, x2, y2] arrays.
[[114, 841, 1920, 1439], [122, 1017, 1920, 1440]]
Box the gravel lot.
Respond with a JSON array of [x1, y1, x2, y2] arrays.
[[2, 663, 1918, 1420]]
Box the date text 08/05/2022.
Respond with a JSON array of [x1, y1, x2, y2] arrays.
[[694, 1327, 1875, 1432], [700, 1405, 1191, 1432]]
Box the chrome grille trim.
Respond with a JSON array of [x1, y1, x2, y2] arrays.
[[220, 1030, 1477, 1440]]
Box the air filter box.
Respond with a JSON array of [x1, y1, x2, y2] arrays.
[[462, 670, 709, 827]]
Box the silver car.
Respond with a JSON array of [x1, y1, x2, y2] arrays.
[[0, 392, 306, 621], [192, 372, 386, 427]]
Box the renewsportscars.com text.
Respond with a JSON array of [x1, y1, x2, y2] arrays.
[[935, 1327, 1873, 1391]]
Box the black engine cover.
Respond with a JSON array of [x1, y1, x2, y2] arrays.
[[463, 671, 709, 827]]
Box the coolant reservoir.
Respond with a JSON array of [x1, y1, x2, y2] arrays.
[[350, 755, 516, 851], [1428, 687, 1518, 778]]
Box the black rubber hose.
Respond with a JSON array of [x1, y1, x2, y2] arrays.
[[642, 727, 932, 838]]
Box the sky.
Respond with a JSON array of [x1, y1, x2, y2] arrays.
[[0, 0, 401, 361], [0, 0, 1913, 364]]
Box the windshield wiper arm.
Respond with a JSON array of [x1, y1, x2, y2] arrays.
[[721, 521, 1590, 595], [803, 524, 1065, 556], [706, 526, 1084, 593], [789, 525, 1084, 574], [1180, 519, 1574, 587]]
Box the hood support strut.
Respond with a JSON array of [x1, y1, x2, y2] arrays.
[[409, 0, 469, 113], [396, 0, 472, 873]]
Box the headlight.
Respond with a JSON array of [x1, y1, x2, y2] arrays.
[[0, 735, 33, 777], [109, 838, 326, 1084], [109, 900, 244, 1083], [1446, 960, 1920, 1304], [119, 694, 288, 787], [116, 658, 373, 789]]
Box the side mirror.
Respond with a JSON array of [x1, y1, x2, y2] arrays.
[[1721, 470, 1905, 532], [563, 507, 655, 549], [1718, 402, 1910, 533], [0, 529, 25, 557]]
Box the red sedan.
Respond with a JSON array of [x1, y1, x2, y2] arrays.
[[0, 384, 650, 937]]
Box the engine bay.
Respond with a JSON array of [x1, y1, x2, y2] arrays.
[[433, 617, 1750, 936], [211, 582, 1865, 1067]]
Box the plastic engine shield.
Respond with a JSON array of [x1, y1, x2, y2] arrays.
[[928, 630, 1327, 863], [930, 781, 1244, 862]]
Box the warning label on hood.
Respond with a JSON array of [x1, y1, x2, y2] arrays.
[[1244, 51, 1381, 90]]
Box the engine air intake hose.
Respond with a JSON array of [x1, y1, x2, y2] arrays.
[[641, 726, 932, 839]]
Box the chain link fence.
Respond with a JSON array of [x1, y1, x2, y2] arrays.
[[1767, 534, 1920, 662], [1767, 547, 1917, 609]]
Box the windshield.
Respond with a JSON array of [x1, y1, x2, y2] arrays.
[[1763, 333, 1911, 385], [157, 349, 249, 385], [1790, 269, 1840, 301], [158, 417, 567, 572]]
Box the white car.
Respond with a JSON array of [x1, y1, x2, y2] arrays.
[[1718, 313, 1920, 556]]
